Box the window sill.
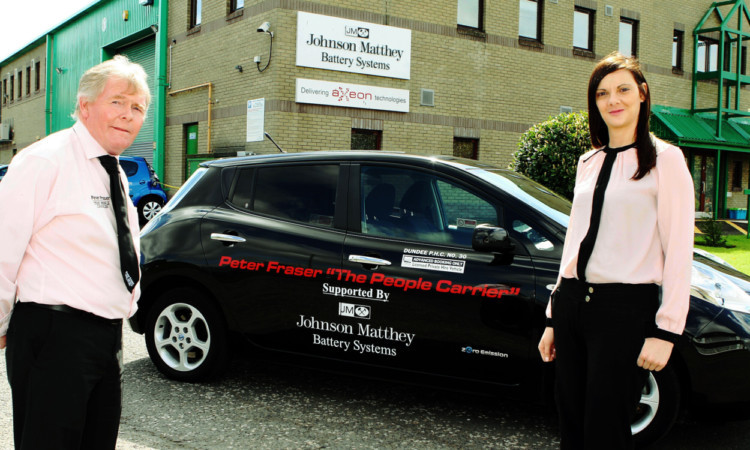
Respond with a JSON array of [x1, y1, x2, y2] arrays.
[[187, 25, 201, 36], [457, 26, 487, 41], [226, 8, 244, 22], [672, 67, 684, 76], [573, 47, 595, 58], [518, 37, 544, 50]]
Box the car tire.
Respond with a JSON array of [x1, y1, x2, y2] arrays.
[[138, 196, 164, 222], [632, 365, 681, 447], [145, 288, 230, 382]]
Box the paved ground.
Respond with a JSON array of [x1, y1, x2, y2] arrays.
[[2, 325, 750, 449]]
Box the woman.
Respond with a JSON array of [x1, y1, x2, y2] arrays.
[[537, 52, 694, 449]]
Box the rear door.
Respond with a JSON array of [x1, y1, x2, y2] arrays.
[[333, 163, 537, 386], [200, 162, 348, 352]]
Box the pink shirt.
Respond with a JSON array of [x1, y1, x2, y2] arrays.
[[547, 138, 694, 335], [0, 122, 140, 336]]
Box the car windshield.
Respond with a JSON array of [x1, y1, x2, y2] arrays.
[[473, 169, 571, 227]]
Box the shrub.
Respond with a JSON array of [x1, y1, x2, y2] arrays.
[[512, 111, 591, 200], [698, 217, 728, 247]]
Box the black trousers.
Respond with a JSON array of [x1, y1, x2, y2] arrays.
[[552, 278, 658, 450], [5, 302, 123, 450]]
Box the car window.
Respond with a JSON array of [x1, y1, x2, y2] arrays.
[[361, 165, 499, 247], [119, 160, 139, 177], [230, 164, 338, 228]]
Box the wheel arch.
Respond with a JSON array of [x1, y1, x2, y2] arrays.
[[133, 275, 226, 334]]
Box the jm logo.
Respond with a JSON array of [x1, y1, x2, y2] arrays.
[[339, 302, 371, 319]]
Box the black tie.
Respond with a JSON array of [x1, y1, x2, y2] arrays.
[[99, 155, 140, 292], [576, 143, 636, 281]]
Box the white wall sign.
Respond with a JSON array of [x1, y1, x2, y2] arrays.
[[246, 98, 265, 142], [296, 11, 412, 80], [296, 79, 409, 113]]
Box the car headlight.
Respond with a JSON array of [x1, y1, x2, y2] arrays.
[[691, 263, 750, 314]]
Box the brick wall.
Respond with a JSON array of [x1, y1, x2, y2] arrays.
[[0, 44, 47, 164], [159, 0, 749, 195]]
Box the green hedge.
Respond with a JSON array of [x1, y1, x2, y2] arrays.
[[512, 111, 591, 200]]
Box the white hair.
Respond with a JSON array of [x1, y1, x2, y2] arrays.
[[72, 54, 151, 120]]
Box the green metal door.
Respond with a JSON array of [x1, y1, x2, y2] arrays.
[[186, 124, 204, 177]]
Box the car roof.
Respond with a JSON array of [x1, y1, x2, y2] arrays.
[[202, 151, 507, 174]]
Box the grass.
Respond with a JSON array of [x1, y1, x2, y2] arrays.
[[695, 235, 750, 275]]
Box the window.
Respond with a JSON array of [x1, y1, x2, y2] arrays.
[[672, 30, 684, 71], [723, 43, 748, 74], [519, 0, 542, 41], [25, 66, 31, 96], [9, 75, 14, 102], [351, 129, 382, 150], [619, 18, 638, 57], [697, 37, 719, 72], [230, 165, 339, 228], [453, 137, 479, 160], [732, 161, 744, 191], [229, 0, 244, 13], [573, 8, 594, 51], [2, 79, 6, 105], [119, 160, 139, 177], [457, 0, 483, 30], [189, 0, 202, 29], [17, 71, 22, 100], [360, 165, 499, 246], [35, 61, 40, 91]]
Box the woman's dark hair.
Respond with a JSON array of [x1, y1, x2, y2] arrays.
[[588, 51, 656, 180]]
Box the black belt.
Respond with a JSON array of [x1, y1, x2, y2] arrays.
[[17, 302, 123, 326]]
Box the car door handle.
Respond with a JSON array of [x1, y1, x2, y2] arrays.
[[348, 254, 392, 266], [211, 233, 246, 243]]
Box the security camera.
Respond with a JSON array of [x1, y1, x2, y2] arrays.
[[257, 22, 270, 33]]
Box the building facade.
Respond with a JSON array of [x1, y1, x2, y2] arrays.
[[2, 0, 749, 219]]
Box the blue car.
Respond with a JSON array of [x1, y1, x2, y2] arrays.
[[0, 165, 7, 182], [118, 156, 167, 223]]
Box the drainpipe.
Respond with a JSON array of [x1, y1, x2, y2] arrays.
[[168, 83, 212, 153], [45, 34, 54, 135], [153, 0, 169, 180]]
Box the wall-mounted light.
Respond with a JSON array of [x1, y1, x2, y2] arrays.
[[55, 67, 65, 74], [123, 10, 129, 21], [150, 24, 158, 33], [235, 65, 243, 73], [256, 22, 274, 73]]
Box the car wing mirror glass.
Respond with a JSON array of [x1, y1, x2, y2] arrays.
[[472, 224, 514, 253]]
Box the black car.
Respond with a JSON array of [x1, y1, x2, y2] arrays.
[[130, 151, 750, 446]]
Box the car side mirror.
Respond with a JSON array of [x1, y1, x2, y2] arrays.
[[472, 224, 514, 253]]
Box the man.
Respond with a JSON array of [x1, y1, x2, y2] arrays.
[[0, 55, 149, 449]]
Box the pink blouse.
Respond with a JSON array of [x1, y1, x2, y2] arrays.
[[546, 137, 695, 336]]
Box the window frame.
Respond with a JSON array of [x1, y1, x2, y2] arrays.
[[189, 0, 202, 30], [573, 7, 595, 52], [34, 61, 41, 92], [229, 0, 244, 14], [672, 29, 684, 72], [25, 66, 31, 96], [518, 0, 543, 43], [731, 160, 744, 191], [17, 71, 22, 100], [351, 129, 382, 150], [9, 75, 14, 103], [2, 79, 6, 105], [457, 0, 484, 31], [453, 137, 479, 160], [697, 36, 719, 73], [619, 17, 638, 57]]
